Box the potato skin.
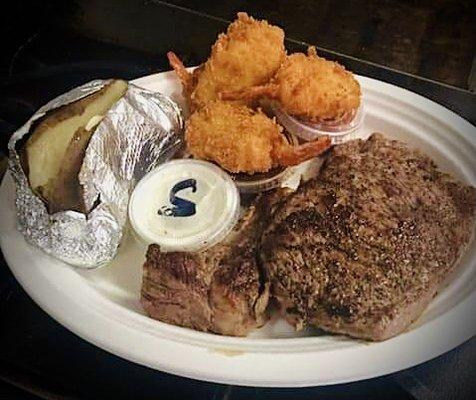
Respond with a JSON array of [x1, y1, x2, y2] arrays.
[[27, 84, 114, 149], [23, 79, 128, 213], [47, 127, 94, 214]]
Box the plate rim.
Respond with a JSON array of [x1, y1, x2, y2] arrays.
[[1, 71, 475, 387]]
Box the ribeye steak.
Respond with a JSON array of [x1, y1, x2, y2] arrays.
[[261, 133, 476, 341]]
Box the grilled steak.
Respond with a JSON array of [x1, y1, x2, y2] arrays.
[[262, 133, 476, 341], [141, 196, 274, 336]]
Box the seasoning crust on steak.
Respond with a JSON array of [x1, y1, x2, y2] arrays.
[[261, 133, 476, 341]]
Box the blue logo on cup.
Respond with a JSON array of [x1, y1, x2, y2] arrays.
[[158, 179, 197, 217]]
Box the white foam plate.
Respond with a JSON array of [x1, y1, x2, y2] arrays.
[[1, 71, 475, 387]]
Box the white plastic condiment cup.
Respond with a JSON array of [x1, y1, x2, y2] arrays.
[[128, 159, 240, 252]]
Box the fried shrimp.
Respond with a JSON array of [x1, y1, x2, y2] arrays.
[[168, 12, 286, 110], [185, 101, 331, 174], [221, 47, 361, 123]]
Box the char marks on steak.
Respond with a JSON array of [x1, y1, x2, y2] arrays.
[[262, 133, 476, 341], [141, 194, 281, 336]]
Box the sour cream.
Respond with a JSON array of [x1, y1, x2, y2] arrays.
[[128, 159, 240, 252]]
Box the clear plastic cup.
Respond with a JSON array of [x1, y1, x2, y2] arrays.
[[231, 166, 297, 194], [271, 102, 364, 144], [231, 131, 300, 194]]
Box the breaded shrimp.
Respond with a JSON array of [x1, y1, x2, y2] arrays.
[[168, 12, 286, 110], [185, 101, 331, 174], [221, 47, 361, 123]]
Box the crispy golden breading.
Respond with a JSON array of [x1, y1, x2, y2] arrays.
[[222, 47, 361, 122], [186, 101, 331, 174], [168, 12, 285, 110]]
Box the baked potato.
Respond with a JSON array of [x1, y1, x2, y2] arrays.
[[24, 79, 128, 213]]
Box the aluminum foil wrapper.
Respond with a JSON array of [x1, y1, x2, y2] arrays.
[[8, 79, 184, 268]]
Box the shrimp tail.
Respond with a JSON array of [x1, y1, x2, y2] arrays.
[[219, 83, 279, 102], [274, 136, 332, 167], [167, 51, 193, 91]]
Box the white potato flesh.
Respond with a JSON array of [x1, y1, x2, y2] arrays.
[[26, 79, 128, 199]]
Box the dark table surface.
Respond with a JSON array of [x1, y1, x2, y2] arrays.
[[0, 1, 475, 399]]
